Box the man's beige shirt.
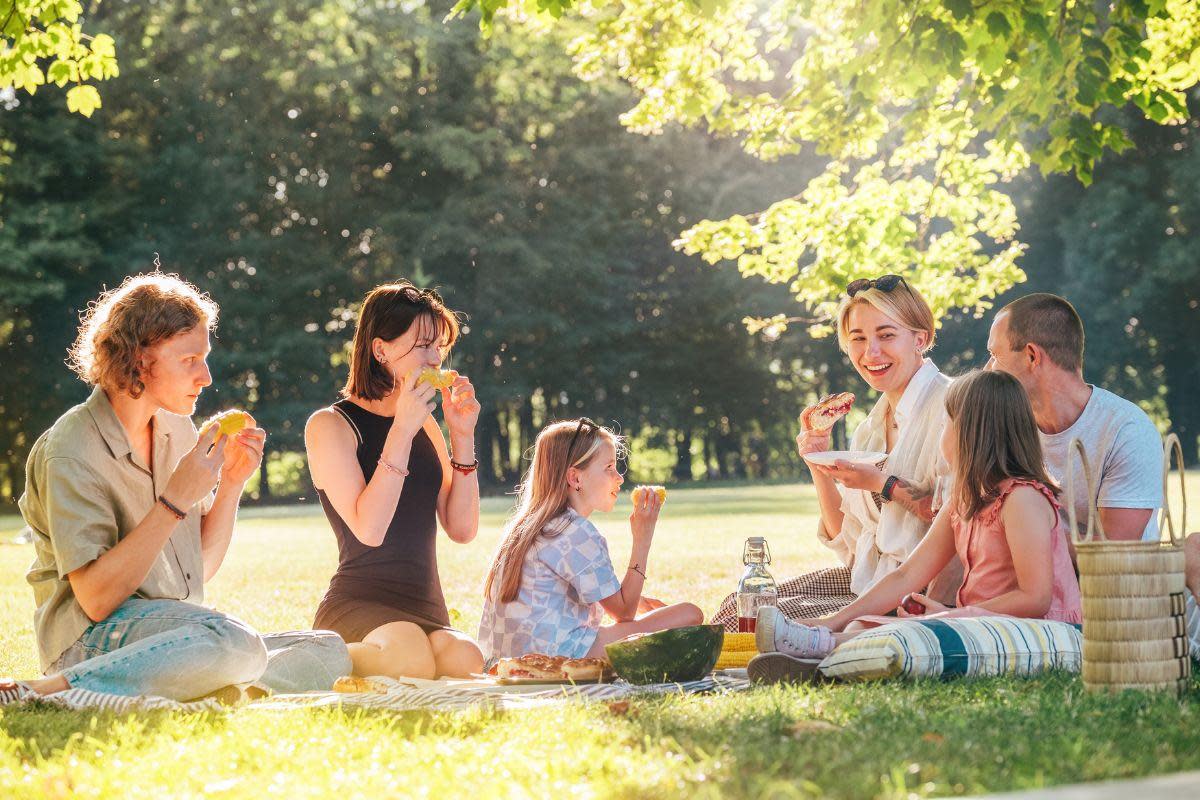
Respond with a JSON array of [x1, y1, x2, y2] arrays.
[[21, 387, 210, 672]]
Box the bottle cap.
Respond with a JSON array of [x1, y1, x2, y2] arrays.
[[742, 536, 772, 565]]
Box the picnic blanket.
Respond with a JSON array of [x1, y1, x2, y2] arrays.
[[0, 672, 750, 714]]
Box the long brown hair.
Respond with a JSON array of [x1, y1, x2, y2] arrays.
[[68, 272, 219, 399], [483, 420, 626, 604], [945, 370, 1058, 520], [343, 282, 461, 401]]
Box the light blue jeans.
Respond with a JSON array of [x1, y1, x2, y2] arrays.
[[51, 598, 351, 700]]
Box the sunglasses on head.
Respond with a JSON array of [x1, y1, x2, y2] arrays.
[[566, 417, 599, 464], [846, 274, 906, 297]]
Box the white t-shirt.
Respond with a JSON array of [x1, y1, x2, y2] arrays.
[[1040, 386, 1163, 541]]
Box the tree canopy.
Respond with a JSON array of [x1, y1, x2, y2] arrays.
[[1, 0, 1196, 506], [452, 0, 1200, 331]]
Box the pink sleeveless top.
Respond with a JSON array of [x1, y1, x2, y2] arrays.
[[952, 478, 1082, 624]]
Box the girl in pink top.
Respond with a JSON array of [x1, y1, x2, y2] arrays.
[[756, 370, 1082, 660]]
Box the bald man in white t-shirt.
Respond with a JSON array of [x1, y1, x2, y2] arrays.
[[986, 293, 1198, 658]]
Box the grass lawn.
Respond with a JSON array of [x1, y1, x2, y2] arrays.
[[1, 480, 1198, 799]]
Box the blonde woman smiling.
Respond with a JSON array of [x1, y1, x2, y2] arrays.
[[715, 275, 961, 629]]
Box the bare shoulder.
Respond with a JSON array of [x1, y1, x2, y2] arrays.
[[305, 406, 355, 447], [1001, 484, 1055, 527]]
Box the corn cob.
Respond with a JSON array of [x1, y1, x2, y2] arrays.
[[714, 632, 757, 669]]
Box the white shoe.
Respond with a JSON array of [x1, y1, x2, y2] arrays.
[[755, 607, 836, 660]]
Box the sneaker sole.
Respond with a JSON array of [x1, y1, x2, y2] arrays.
[[747, 653, 824, 685]]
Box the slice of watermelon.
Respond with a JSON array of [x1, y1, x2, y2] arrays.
[[604, 624, 724, 685]]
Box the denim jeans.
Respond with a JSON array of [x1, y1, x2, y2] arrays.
[[51, 598, 351, 700]]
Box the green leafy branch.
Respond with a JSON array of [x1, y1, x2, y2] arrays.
[[1, 1, 119, 116]]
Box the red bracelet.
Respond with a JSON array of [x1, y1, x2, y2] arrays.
[[450, 458, 478, 475]]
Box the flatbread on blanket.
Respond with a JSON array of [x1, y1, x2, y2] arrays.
[[333, 676, 391, 693], [561, 657, 612, 681], [496, 654, 567, 680]]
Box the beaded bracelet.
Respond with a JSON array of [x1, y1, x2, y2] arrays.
[[450, 458, 478, 476], [377, 457, 410, 477]]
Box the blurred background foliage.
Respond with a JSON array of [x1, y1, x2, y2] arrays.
[[1, 0, 1197, 506]]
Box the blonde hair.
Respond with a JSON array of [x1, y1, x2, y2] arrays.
[[67, 273, 219, 398], [835, 279, 936, 353], [483, 420, 626, 604], [944, 370, 1058, 520]]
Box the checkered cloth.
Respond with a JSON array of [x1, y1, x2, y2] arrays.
[[711, 566, 857, 632], [479, 508, 622, 661], [0, 674, 750, 714]]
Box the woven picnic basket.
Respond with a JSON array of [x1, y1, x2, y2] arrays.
[[1068, 434, 1191, 695]]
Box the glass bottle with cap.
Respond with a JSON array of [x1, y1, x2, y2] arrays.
[[736, 536, 778, 632]]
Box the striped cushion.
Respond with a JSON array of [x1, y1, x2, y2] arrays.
[[817, 617, 1083, 681]]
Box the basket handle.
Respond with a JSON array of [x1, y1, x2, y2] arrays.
[[1158, 433, 1187, 546], [1065, 437, 1105, 544]]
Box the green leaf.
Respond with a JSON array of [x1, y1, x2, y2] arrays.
[[66, 83, 102, 117], [47, 59, 76, 87], [985, 12, 1011, 39], [944, 0, 973, 21]]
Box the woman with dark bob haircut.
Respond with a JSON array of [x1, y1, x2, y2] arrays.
[[305, 282, 484, 679]]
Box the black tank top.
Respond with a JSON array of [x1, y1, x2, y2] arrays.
[[315, 399, 449, 627]]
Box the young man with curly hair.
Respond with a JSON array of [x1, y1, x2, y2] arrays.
[[12, 273, 349, 701]]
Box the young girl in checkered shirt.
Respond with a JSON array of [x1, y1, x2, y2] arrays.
[[478, 419, 703, 664]]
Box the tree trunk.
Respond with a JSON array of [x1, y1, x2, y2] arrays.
[[477, 411, 497, 486], [494, 408, 511, 484], [519, 399, 535, 471], [257, 442, 270, 500], [672, 427, 692, 481]]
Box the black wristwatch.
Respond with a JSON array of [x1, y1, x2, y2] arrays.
[[881, 475, 901, 502]]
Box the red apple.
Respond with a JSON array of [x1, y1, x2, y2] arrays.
[[900, 594, 926, 615]]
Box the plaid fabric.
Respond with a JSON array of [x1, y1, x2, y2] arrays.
[[0, 674, 750, 714], [711, 566, 856, 632], [478, 508, 622, 661], [817, 617, 1083, 681]]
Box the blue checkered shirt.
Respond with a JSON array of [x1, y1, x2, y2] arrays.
[[479, 508, 622, 662]]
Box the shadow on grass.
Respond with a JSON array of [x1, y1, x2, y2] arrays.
[[0, 706, 231, 757], [601, 672, 1200, 798]]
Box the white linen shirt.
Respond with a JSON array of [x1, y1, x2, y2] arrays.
[[817, 359, 959, 599]]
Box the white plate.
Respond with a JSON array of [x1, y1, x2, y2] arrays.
[[802, 450, 887, 467]]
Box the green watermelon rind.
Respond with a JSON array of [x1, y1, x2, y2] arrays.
[[604, 624, 725, 685]]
